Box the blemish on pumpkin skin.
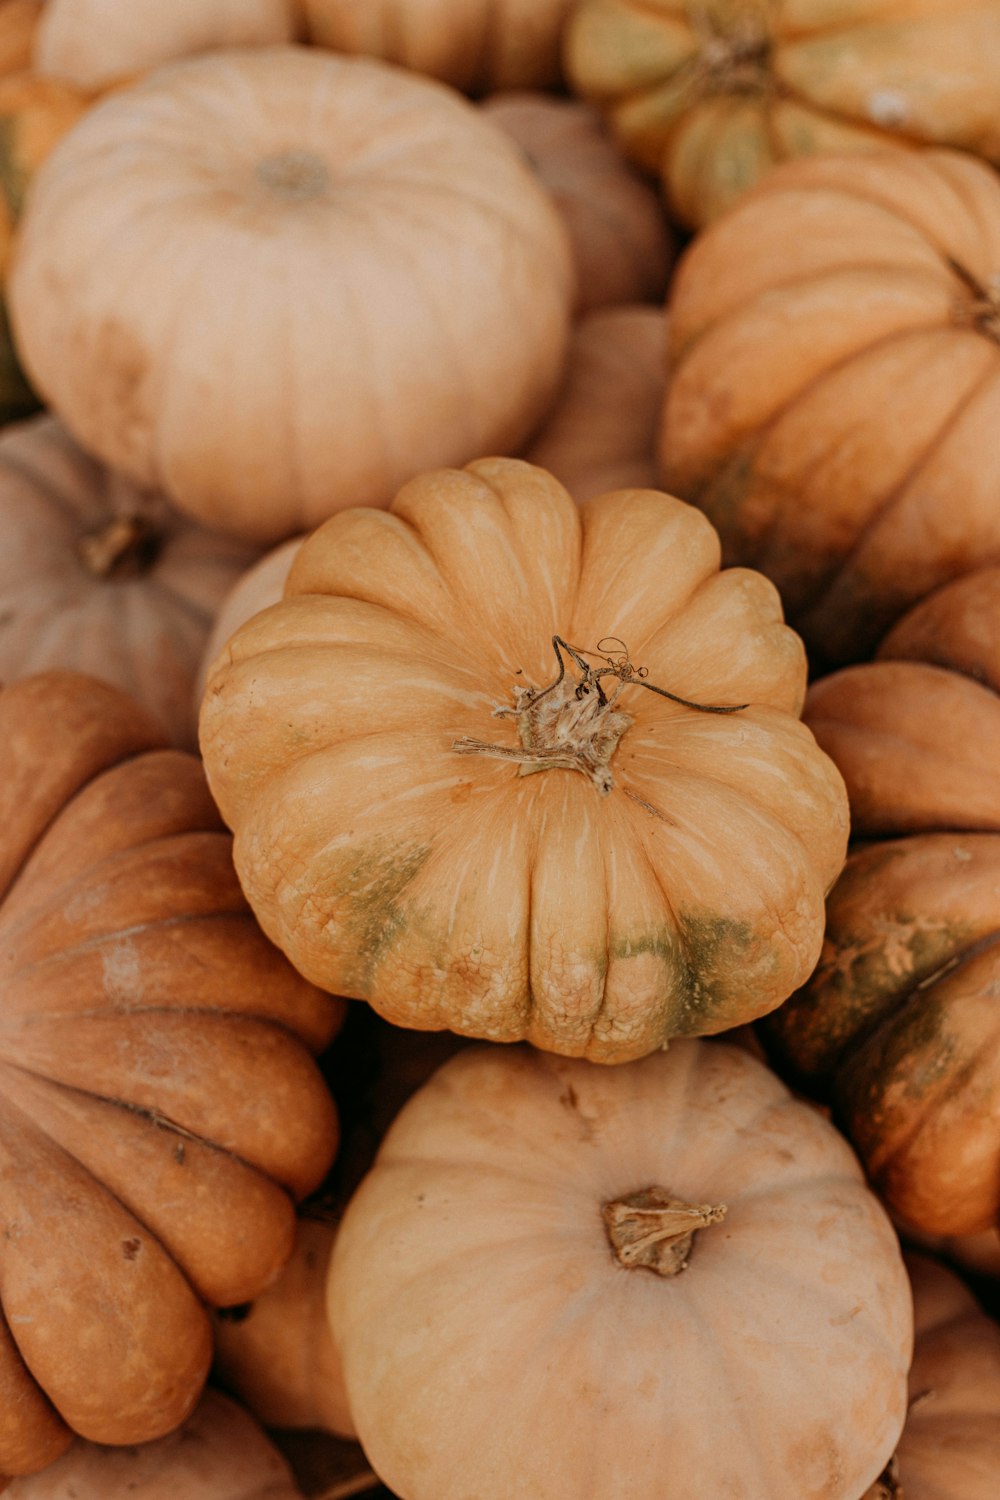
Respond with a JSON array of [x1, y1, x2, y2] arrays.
[[121, 1237, 142, 1261]]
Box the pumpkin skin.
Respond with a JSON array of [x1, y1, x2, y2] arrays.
[[524, 304, 667, 502], [0, 2, 42, 76], [481, 92, 672, 314], [0, 671, 341, 1477], [564, 0, 1000, 228], [200, 457, 849, 1063], [328, 1040, 912, 1500], [0, 415, 259, 749], [660, 148, 1000, 665], [763, 568, 1000, 1236], [33, 0, 298, 87], [8, 47, 574, 543], [194, 535, 304, 713], [5, 1390, 305, 1498], [302, 0, 575, 94]]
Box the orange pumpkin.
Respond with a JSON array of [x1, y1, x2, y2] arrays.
[[0, 415, 259, 749], [660, 148, 1000, 664], [565, 0, 1000, 228], [524, 303, 667, 502], [8, 47, 574, 543], [328, 1040, 912, 1500], [0, 1, 41, 76], [0, 671, 341, 1477], [481, 92, 672, 314], [33, 0, 299, 87], [763, 568, 1000, 1236], [5, 1390, 305, 1498], [200, 456, 848, 1063], [302, 0, 575, 94]]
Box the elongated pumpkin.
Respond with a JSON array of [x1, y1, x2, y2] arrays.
[[763, 568, 1000, 1236], [328, 1040, 912, 1500], [0, 671, 341, 1478], [200, 457, 848, 1063]]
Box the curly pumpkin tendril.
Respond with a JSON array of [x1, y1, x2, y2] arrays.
[[452, 635, 747, 795]]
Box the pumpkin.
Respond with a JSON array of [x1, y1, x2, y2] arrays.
[[481, 92, 672, 314], [200, 456, 848, 1062], [195, 535, 304, 713], [564, 0, 1000, 228], [328, 1039, 912, 1500], [0, 670, 341, 1477], [302, 0, 575, 94], [660, 148, 1000, 665], [0, 2, 41, 76], [0, 414, 259, 749], [895, 1222, 1000, 1282], [33, 0, 299, 88], [5, 1390, 305, 1499], [8, 47, 574, 544], [861, 1254, 1000, 1500], [524, 304, 667, 502], [762, 567, 1000, 1236]]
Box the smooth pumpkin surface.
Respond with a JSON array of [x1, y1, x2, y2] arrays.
[[661, 148, 1000, 664], [5, 1389, 304, 1498], [200, 457, 848, 1063], [524, 304, 667, 502], [8, 47, 574, 543], [565, 0, 1000, 227], [194, 535, 304, 714], [764, 569, 1000, 1236], [0, 415, 259, 749], [302, 0, 575, 94], [328, 1040, 912, 1500], [481, 92, 672, 314], [33, 0, 298, 87], [0, 671, 341, 1477], [0, 2, 42, 76]]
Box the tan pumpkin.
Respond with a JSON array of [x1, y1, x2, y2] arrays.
[[0, 414, 260, 749], [763, 567, 1000, 1236], [5, 1390, 305, 1498], [195, 535, 304, 713], [302, 0, 575, 94], [33, 0, 299, 88], [863, 1254, 1000, 1500], [0, 1, 42, 75], [660, 148, 1000, 664], [328, 1039, 912, 1500], [0, 671, 341, 1478], [200, 456, 849, 1062], [481, 92, 672, 314], [524, 304, 667, 502], [8, 47, 574, 543], [895, 1221, 1000, 1282], [565, 0, 1000, 228]]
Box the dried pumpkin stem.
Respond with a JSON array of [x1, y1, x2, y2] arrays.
[[77, 513, 163, 579], [603, 1186, 726, 1278]]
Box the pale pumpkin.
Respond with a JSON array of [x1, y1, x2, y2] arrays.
[[8, 47, 574, 543], [524, 304, 667, 502], [33, 0, 299, 88], [481, 92, 672, 314], [302, 0, 575, 94], [0, 671, 341, 1477], [0, 414, 259, 749], [5, 1390, 305, 1498], [328, 1040, 912, 1500], [200, 456, 849, 1062], [195, 535, 304, 713], [565, 0, 1000, 228], [763, 568, 1000, 1236], [660, 148, 1000, 664]]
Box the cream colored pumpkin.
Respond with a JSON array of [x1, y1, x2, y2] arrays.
[[8, 47, 574, 543], [482, 92, 672, 314], [33, 0, 299, 87], [195, 535, 304, 713], [328, 1040, 913, 1500], [0, 415, 259, 748], [524, 304, 667, 501]]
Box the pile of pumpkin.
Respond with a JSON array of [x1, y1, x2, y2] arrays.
[[0, 2, 998, 1497]]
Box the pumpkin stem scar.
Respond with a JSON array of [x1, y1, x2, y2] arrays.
[[76, 512, 163, 579], [947, 257, 1000, 343], [452, 634, 746, 794], [860, 1454, 902, 1498], [602, 1186, 726, 1277]]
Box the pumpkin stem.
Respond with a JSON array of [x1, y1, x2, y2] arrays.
[[861, 1455, 902, 1498], [603, 1186, 726, 1277], [452, 635, 745, 795], [76, 513, 164, 579]]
